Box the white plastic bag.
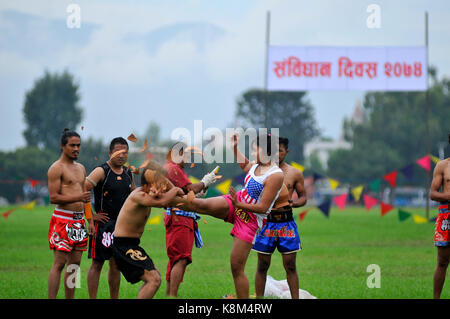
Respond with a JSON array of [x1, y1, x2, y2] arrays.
[[264, 275, 317, 299]]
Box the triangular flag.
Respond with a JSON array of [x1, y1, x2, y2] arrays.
[[429, 154, 440, 165], [205, 187, 223, 198], [147, 214, 161, 225], [299, 210, 308, 222], [416, 155, 431, 171], [368, 179, 381, 193], [380, 202, 394, 216], [363, 194, 378, 211], [351, 185, 364, 202], [383, 171, 397, 188], [189, 176, 201, 184], [398, 209, 412, 222], [333, 194, 347, 211], [329, 178, 340, 190], [27, 178, 40, 188], [400, 164, 414, 180], [291, 162, 305, 173], [2, 209, 14, 219], [21, 200, 36, 210], [317, 200, 331, 218], [232, 173, 247, 185], [412, 214, 428, 224], [216, 179, 232, 195]]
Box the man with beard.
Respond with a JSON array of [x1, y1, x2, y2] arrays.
[[47, 128, 95, 299]]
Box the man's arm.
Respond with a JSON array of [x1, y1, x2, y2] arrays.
[[186, 182, 205, 194], [291, 169, 307, 207], [85, 166, 105, 192], [231, 172, 284, 214], [137, 187, 185, 208], [47, 164, 90, 204], [430, 161, 450, 202]]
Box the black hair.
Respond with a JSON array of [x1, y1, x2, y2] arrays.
[[109, 137, 129, 152], [60, 128, 80, 146], [279, 137, 289, 150], [448, 133, 450, 144], [255, 133, 278, 157]]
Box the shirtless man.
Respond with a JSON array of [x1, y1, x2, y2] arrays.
[[47, 129, 95, 299], [252, 137, 307, 299], [112, 166, 184, 299], [430, 134, 450, 299]]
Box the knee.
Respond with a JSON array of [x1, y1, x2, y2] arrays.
[[257, 258, 270, 274], [437, 256, 449, 269], [283, 258, 297, 274], [145, 270, 162, 288], [230, 260, 245, 277], [90, 260, 104, 272]]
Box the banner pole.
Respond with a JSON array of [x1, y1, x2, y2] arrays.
[[264, 11, 271, 129], [425, 11, 430, 220]]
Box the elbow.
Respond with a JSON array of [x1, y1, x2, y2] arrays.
[[49, 195, 58, 204]]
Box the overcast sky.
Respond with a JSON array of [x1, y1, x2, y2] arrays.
[[0, 0, 449, 151]]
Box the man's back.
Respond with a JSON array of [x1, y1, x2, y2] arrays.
[[114, 188, 151, 238]]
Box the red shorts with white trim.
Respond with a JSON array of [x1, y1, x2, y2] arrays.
[[48, 208, 88, 252], [434, 204, 450, 247]]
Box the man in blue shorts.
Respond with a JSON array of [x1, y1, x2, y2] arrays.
[[252, 137, 307, 299]]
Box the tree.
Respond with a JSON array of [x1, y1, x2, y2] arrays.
[[235, 89, 319, 162], [23, 70, 83, 151], [327, 67, 450, 186]]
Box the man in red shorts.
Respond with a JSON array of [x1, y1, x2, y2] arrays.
[[47, 129, 95, 299], [163, 142, 219, 297], [430, 133, 450, 299]]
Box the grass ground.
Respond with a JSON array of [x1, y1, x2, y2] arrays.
[[0, 204, 447, 299]]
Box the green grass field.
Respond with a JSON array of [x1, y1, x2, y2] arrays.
[[0, 204, 447, 299]]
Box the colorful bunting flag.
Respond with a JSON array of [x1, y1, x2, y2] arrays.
[[216, 179, 232, 195], [317, 200, 331, 218], [429, 154, 440, 165], [329, 178, 340, 190], [333, 194, 347, 211], [400, 164, 414, 181], [291, 162, 305, 173], [2, 209, 14, 219], [368, 179, 381, 193], [21, 200, 36, 210], [380, 202, 394, 216], [398, 209, 412, 222], [412, 214, 428, 224], [205, 187, 223, 198], [232, 173, 247, 185], [27, 178, 40, 188], [416, 155, 431, 171], [363, 194, 378, 211], [147, 214, 161, 225], [189, 176, 201, 184], [299, 210, 308, 222], [351, 185, 364, 202], [383, 171, 397, 188]]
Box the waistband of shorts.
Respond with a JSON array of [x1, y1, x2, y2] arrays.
[[113, 236, 140, 246], [267, 208, 293, 223], [53, 208, 84, 221]]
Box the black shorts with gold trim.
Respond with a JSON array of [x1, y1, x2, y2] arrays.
[[112, 237, 156, 284]]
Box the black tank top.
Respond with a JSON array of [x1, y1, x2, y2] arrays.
[[93, 162, 133, 220]]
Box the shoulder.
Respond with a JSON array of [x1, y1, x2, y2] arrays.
[[434, 160, 448, 172], [47, 160, 63, 176]]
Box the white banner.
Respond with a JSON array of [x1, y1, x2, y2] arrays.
[[267, 46, 427, 91]]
